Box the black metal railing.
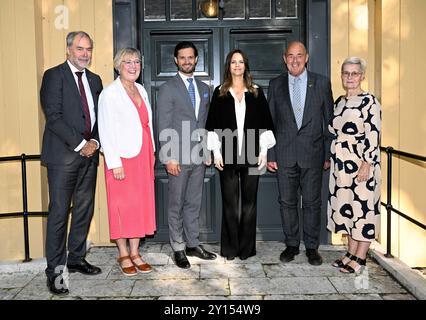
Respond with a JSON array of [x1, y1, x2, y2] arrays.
[[1, 148, 426, 262], [0, 154, 48, 262], [380, 146, 426, 258]]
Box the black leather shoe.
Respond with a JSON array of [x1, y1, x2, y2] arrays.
[[174, 250, 191, 269], [47, 275, 69, 296], [186, 245, 217, 260], [67, 259, 102, 275], [306, 249, 323, 266], [279, 246, 300, 263]]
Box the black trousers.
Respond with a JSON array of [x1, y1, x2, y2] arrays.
[[276, 164, 323, 249], [219, 166, 259, 259], [45, 157, 97, 280]]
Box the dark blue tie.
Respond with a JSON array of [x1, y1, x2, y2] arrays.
[[187, 78, 196, 110]]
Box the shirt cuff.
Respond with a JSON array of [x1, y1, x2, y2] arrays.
[[207, 131, 221, 156], [74, 139, 87, 152], [259, 130, 276, 156], [90, 139, 100, 150]]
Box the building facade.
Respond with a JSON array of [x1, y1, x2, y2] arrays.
[[0, 0, 425, 267]]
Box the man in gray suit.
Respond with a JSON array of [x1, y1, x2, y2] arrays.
[[267, 41, 334, 265], [158, 41, 216, 269]]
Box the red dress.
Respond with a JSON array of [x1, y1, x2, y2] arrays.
[[104, 95, 156, 240]]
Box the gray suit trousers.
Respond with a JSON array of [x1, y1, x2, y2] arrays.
[[167, 164, 205, 252]]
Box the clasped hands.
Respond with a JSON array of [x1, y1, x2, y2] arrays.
[[79, 140, 97, 158]]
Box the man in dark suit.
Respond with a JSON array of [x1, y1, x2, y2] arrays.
[[40, 31, 103, 295], [158, 41, 216, 269], [267, 41, 334, 265]]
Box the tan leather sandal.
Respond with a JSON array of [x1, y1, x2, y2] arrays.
[[117, 256, 138, 276], [130, 254, 153, 273]]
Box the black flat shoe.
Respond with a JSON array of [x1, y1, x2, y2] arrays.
[[186, 245, 217, 260], [67, 259, 102, 275], [306, 249, 323, 266], [174, 250, 191, 269], [47, 275, 69, 296], [279, 246, 300, 263]]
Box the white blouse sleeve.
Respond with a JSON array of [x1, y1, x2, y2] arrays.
[[207, 131, 222, 158], [259, 130, 276, 156]]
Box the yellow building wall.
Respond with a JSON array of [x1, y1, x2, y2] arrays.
[[331, 0, 426, 267], [0, 0, 45, 261], [0, 0, 113, 261]]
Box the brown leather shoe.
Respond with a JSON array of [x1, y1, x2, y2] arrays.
[[130, 254, 153, 273], [117, 256, 138, 276]]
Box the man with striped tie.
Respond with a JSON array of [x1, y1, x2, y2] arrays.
[[267, 41, 334, 266], [40, 31, 103, 295], [158, 41, 216, 269]]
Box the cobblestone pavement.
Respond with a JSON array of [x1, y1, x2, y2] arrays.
[[0, 242, 416, 300]]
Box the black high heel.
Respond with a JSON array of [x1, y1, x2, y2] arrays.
[[340, 255, 366, 274], [332, 251, 354, 268]]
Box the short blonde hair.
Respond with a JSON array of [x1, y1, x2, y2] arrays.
[[113, 47, 141, 72]]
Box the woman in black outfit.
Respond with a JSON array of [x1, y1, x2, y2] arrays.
[[206, 49, 276, 260]]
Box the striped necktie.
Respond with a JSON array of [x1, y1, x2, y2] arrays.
[[187, 78, 196, 110], [292, 77, 303, 129]]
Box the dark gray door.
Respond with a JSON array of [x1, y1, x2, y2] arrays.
[[113, 0, 331, 244]]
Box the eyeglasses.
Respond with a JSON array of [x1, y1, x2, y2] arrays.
[[122, 60, 141, 66], [342, 71, 362, 78]]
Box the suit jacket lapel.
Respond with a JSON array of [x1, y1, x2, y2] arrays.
[[300, 72, 315, 128], [62, 62, 82, 104], [281, 73, 298, 129], [86, 70, 98, 112], [195, 78, 208, 119]]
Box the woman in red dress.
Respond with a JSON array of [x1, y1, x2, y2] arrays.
[[98, 48, 156, 276]]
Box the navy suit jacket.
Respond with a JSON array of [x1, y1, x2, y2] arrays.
[[40, 61, 103, 165], [267, 71, 334, 168]]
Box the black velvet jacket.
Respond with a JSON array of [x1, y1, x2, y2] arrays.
[[206, 85, 274, 167]]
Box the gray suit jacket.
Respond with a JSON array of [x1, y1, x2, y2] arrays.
[[157, 74, 211, 165], [267, 71, 333, 168], [40, 61, 103, 165]]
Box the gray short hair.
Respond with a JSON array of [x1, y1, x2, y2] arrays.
[[66, 31, 93, 48], [113, 47, 142, 72], [341, 56, 367, 74]]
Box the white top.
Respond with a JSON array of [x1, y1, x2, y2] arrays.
[[98, 77, 155, 170], [178, 72, 200, 119], [230, 87, 247, 156]]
